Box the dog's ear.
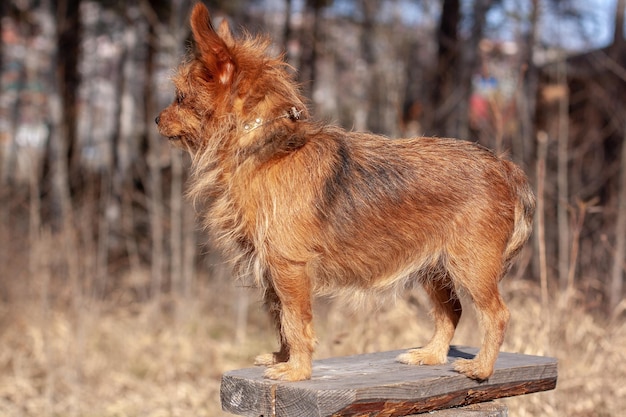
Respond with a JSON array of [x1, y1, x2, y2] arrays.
[[217, 18, 235, 47], [190, 3, 235, 85]]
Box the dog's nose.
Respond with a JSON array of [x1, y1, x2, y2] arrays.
[[155, 116, 160, 125]]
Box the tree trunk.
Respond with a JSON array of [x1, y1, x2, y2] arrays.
[[520, 0, 540, 169], [608, 0, 625, 312], [0, 2, 4, 75], [283, 0, 294, 65], [55, 0, 82, 195], [520, 0, 541, 280], [536, 132, 549, 312], [170, 149, 183, 295], [612, 0, 625, 54], [457, 0, 491, 141], [360, 0, 380, 133], [299, 0, 330, 100], [610, 126, 626, 312], [144, 18, 165, 300], [429, 0, 460, 138], [47, 0, 81, 232], [556, 58, 570, 291]]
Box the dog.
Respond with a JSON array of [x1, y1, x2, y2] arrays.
[[156, 3, 535, 382]]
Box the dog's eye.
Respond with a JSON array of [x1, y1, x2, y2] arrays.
[[176, 92, 186, 104]]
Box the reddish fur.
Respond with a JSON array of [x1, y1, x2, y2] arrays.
[[156, 3, 536, 382]]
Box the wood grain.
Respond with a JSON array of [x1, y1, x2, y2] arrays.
[[221, 346, 557, 417]]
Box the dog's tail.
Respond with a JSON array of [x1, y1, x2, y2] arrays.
[[502, 160, 536, 275]]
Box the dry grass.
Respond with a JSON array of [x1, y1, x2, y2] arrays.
[[0, 243, 624, 416]]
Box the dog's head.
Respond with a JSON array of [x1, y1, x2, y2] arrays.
[[156, 3, 308, 156]]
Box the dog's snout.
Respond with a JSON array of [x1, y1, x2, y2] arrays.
[[155, 115, 160, 125]]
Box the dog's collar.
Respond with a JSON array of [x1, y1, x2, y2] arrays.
[[242, 107, 304, 133]]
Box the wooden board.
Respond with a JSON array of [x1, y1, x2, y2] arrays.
[[221, 346, 557, 417], [407, 401, 508, 417]]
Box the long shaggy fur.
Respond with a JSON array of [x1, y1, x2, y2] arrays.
[[156, 3, 536, 382]]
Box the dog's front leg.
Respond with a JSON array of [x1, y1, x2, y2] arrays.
[[254, 283, 290, 366], [262, 262, 315, 381]]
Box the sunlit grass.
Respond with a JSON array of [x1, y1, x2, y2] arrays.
[[0, 241, 624, 416]]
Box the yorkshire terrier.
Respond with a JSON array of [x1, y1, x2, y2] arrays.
[[156, 3, 535, 382]]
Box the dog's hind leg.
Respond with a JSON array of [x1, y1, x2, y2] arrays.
[[397, 274, 462, 366], [448, 246, 510, 380], [453, 282, 509, 380]]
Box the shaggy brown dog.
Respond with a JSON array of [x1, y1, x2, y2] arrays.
[[156, 3, 535, 382]]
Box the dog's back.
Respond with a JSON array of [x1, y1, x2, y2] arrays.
[[284, 129, 534, 296]]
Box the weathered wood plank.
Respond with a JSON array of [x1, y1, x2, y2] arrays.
[[221, 346, 557, 417], [406, 401, 508, 417], [425, 401, 508, 417]]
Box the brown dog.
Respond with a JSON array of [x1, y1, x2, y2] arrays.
[[156, 3, 535, 382]]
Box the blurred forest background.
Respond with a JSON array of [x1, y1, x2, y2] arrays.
[[0, 0, 625, 416]]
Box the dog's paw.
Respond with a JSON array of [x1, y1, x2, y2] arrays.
[[254, 351, 289, 366], [254, 353, 279, 366], [453, 358, 493, 381], [264, 362, 312, 381], [396, 348, 448, 366]]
